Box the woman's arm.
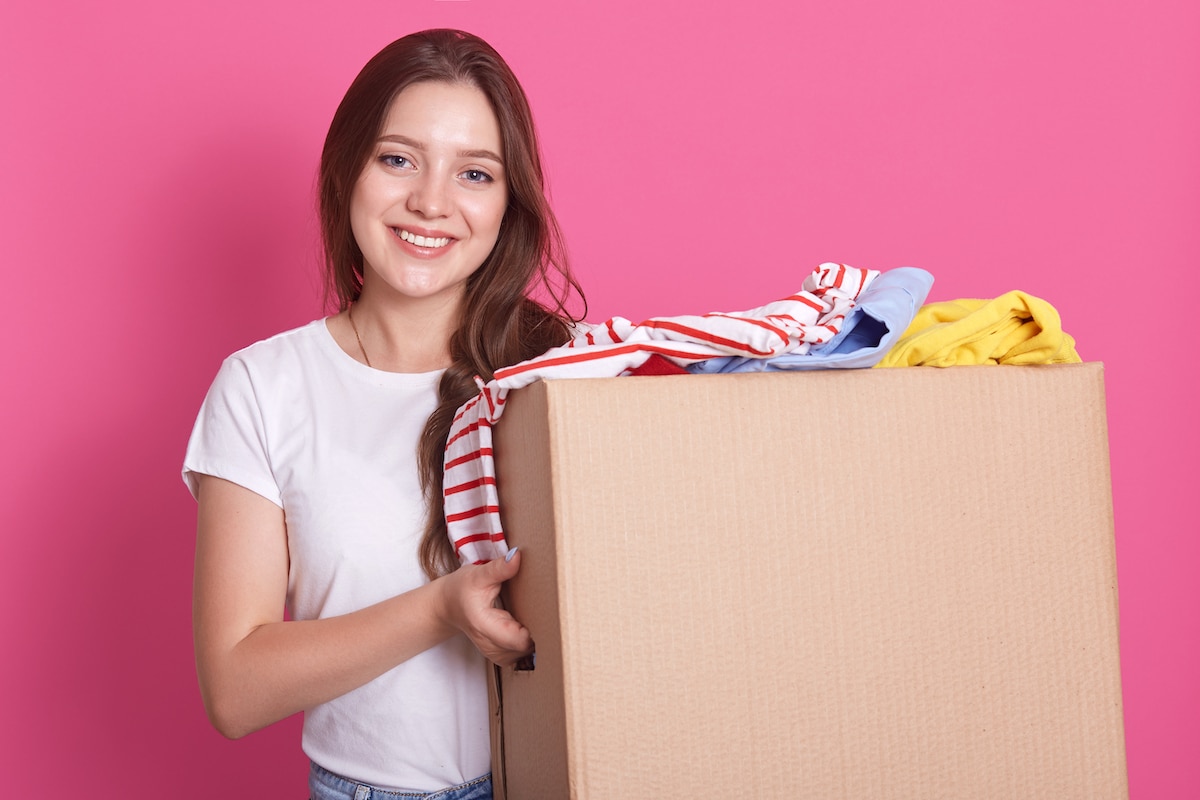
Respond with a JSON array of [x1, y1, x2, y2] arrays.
[[192, 474, 532, 739]]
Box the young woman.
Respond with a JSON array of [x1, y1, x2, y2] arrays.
[[183, 29, 584, 799]]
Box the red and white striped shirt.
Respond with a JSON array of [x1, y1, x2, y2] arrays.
[[443, 263, 878, 565]]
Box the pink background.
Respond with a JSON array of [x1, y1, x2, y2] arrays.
[[1, 0, 1196, 796]]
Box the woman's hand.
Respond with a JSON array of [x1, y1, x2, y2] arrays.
[[434, 549, 534, 666]]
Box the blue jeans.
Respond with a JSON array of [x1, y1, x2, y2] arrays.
[[309, 762, 492, 800]]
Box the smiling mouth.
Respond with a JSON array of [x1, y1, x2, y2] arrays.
[[396, 228, 451, 249]]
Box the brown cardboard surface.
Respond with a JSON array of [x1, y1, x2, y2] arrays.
[[492, 364, 1126, 799]]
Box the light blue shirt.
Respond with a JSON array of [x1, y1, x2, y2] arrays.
[[686, 267, 934, 373]]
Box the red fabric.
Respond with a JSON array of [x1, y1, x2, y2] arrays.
[[625, 354, 690, 376]]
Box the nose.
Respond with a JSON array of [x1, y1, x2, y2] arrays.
[[406, 171, 451, 218]]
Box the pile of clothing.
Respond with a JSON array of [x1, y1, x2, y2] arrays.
[[443, 263, 1080, 565]]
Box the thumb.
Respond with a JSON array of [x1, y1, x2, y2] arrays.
[[486, 545, 521, 583]]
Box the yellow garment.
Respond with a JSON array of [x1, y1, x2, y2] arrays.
[[876, 290, 1081, 367]]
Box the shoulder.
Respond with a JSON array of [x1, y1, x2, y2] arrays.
[[224, 319, 330, 370], [204, 319, 333, 406]]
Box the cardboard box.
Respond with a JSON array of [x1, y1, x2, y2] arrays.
[[490, 364, 1127, 799]]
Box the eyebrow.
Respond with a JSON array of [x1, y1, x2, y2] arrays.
[[378, 134, 504, 165]]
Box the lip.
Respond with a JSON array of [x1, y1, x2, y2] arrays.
[[391, 225, 457, 255]]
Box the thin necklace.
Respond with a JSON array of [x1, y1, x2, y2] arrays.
[[348, 302, 372, 368]]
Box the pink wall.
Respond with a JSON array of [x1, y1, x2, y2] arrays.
[[1, 0, 1195, 796]]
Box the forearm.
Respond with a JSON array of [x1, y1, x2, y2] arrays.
[[197, 579, 457, 739], [192, 475, 529, 739]]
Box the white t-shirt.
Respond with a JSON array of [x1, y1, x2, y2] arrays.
[[183, 319, 490, 791]]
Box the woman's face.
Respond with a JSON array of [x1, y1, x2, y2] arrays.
[[350, 81, 508, 310]]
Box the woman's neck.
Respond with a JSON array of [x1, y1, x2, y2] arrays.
[[346, 289, 461, 373]]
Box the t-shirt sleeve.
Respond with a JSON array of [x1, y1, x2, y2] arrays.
[[182, 355, 283, 506]]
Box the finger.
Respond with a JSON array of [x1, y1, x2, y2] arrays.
[[484, 546, 521, 585], [485, 630, 535, 666], [474, 605, 534, 661]]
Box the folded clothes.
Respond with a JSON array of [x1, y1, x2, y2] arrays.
[[876, 291, 1080, 367]]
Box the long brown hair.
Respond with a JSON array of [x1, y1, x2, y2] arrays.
[[318, 29, 586, 578]]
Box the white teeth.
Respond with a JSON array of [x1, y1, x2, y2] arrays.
[[398, 229, 450, 248]]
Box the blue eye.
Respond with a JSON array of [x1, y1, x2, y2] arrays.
[[463, 169, 493, 184], [381, 155, 411, 169]]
